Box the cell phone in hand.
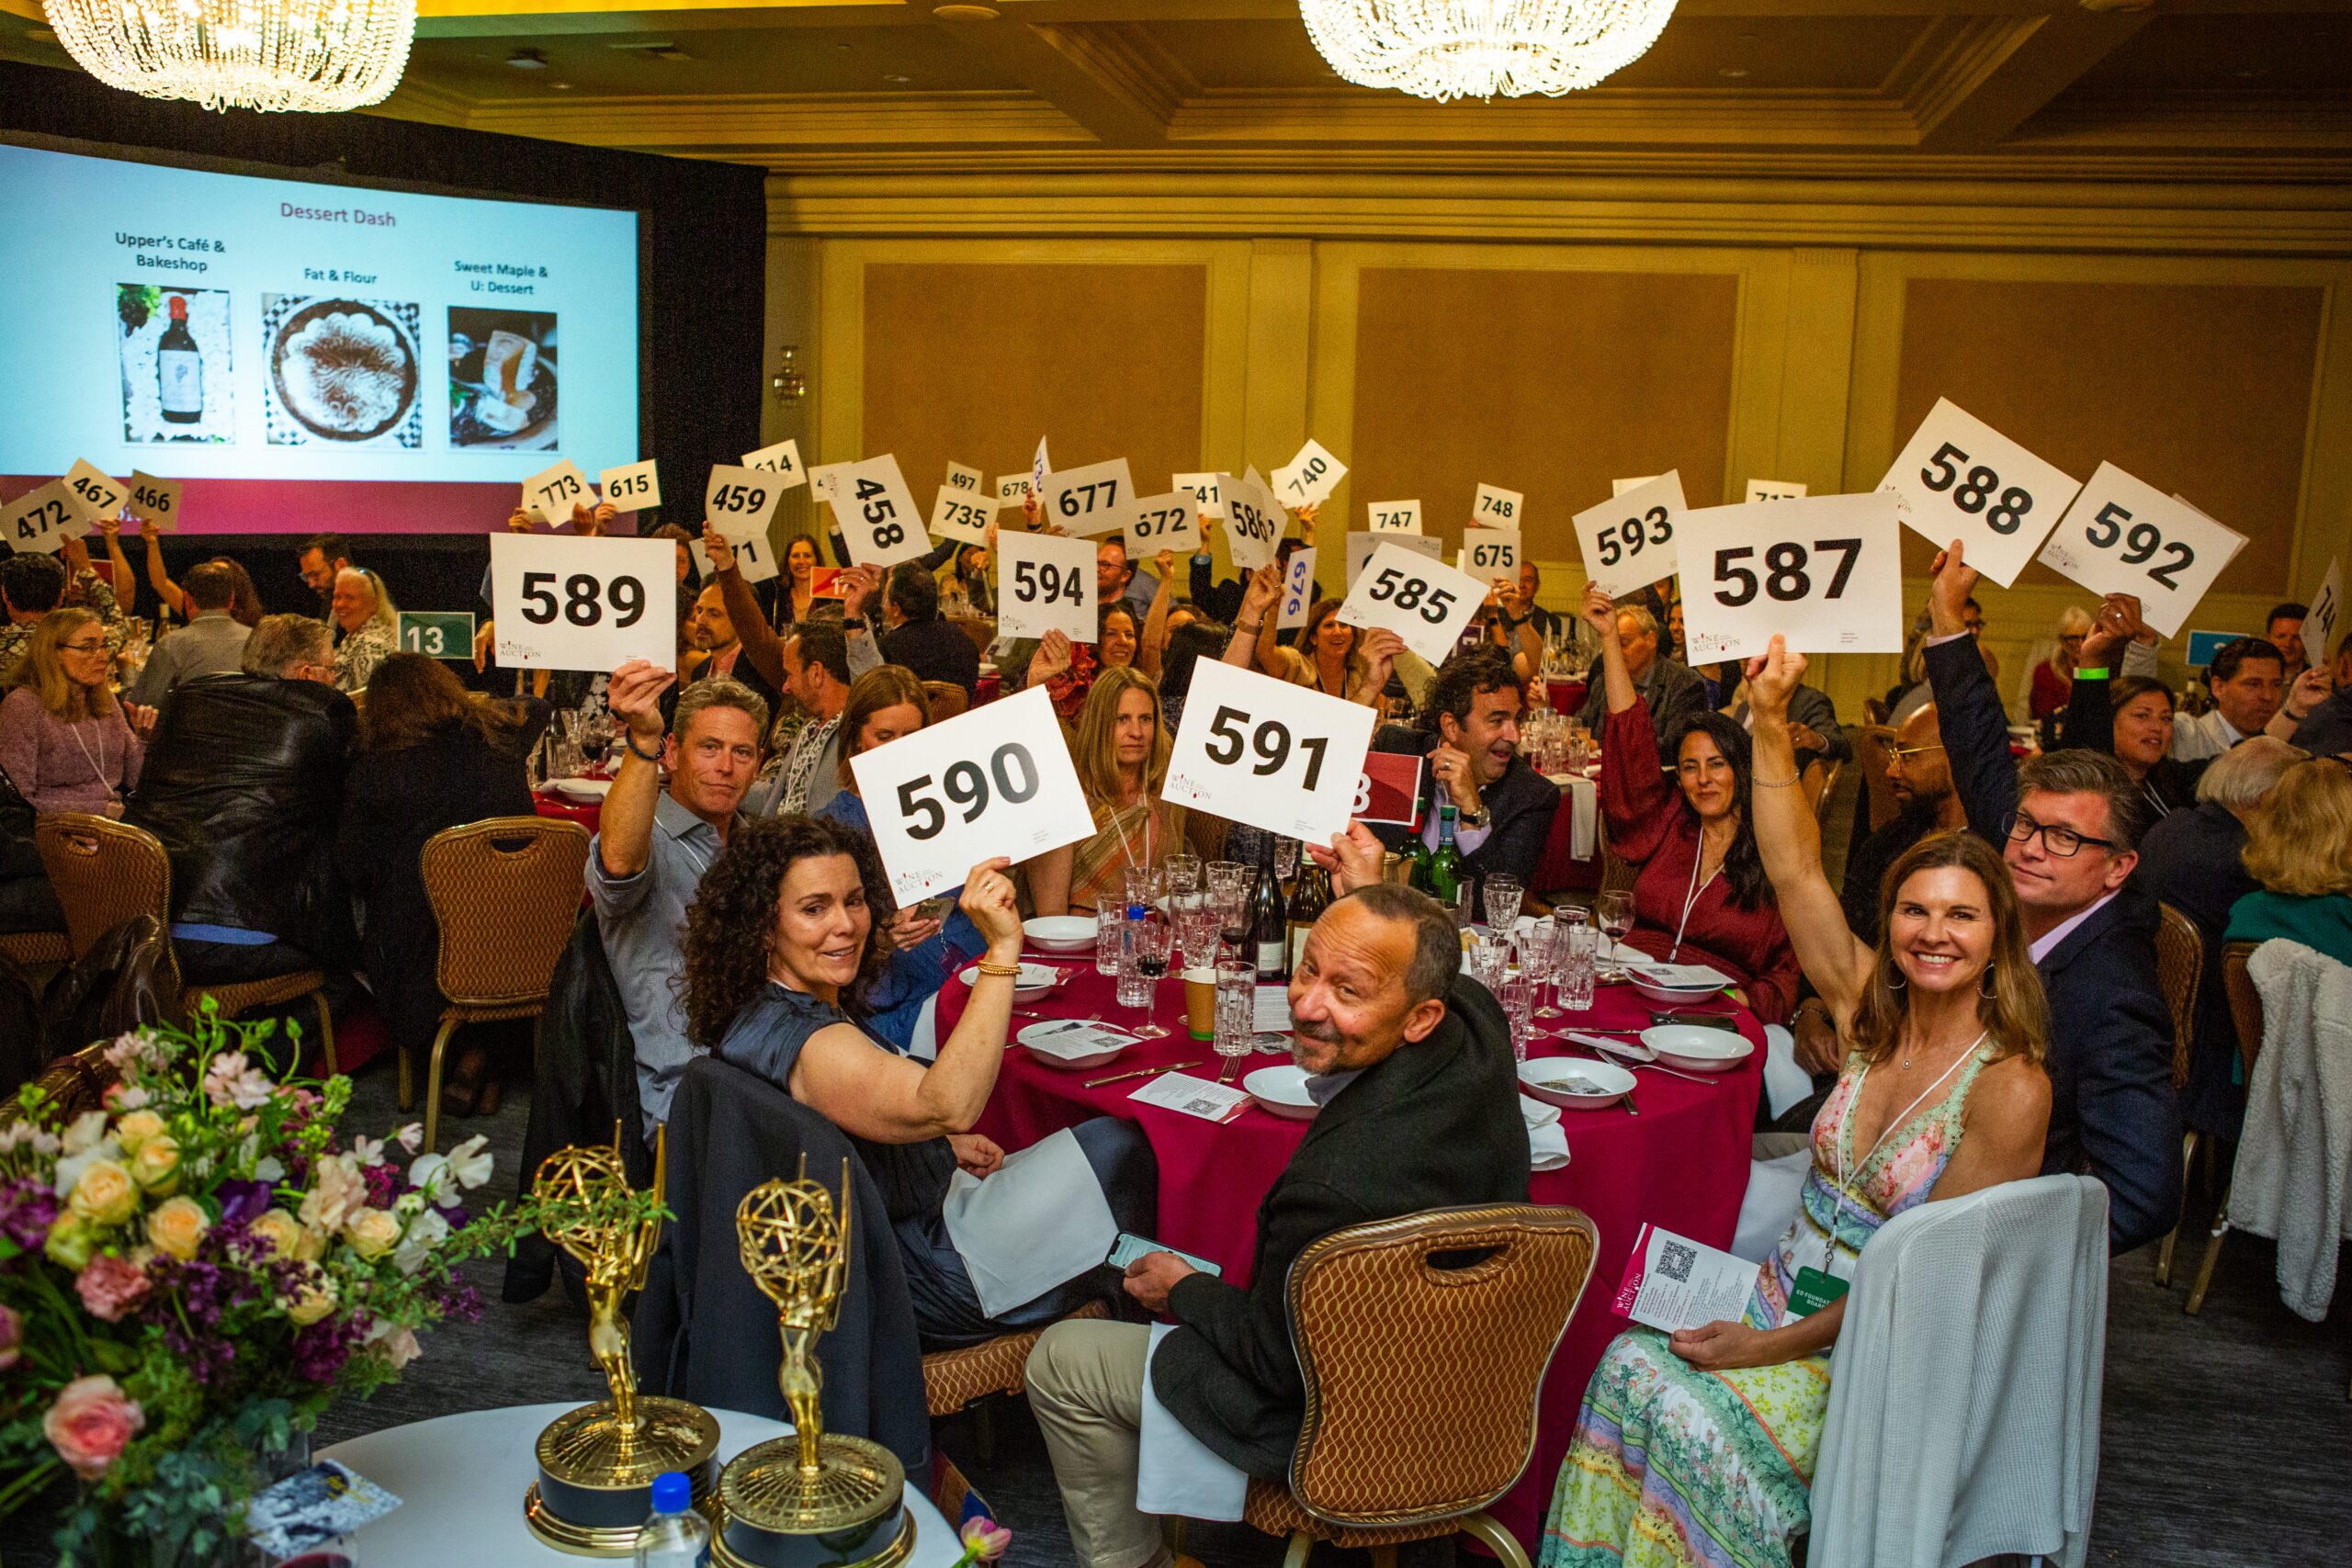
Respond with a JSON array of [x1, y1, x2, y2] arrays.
[[1105, 1232, 1222, 1277]]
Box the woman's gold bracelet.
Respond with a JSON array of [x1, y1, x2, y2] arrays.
[[1753, 774, 1804, 789], [975, 960, 1024, 977]]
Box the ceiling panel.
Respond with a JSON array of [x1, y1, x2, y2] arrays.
[[2074, 15, 2352, 93], [406, 24, 1032, 97]]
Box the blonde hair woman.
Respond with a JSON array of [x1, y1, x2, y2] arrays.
[[330, 567, 400, 693], [2227, 755, 2352, 968], [1029, 666, 1183, 916], [0, 608, 153, 816], [2030, 605, 2093, 724]]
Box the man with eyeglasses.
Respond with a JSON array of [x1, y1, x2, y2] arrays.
[[1922, 540, 2182, 1253]]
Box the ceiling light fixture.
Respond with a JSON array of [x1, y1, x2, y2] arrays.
[[1300, 0, 1677, 100], [47, 0, 415, 112]]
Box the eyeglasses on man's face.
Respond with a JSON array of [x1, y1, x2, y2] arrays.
[[1888, 741, 1946, 764], [2001, 809, 2116, 859]]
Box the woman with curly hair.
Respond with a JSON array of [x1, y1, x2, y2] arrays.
[[1587, 581, 1801, 1022], [681, 816, 1155, 1345]]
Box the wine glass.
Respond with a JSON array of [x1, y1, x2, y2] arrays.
[[1213, 884, 1250, 961], [1520, 917, 1564, 1020], [1596, 891, 1635, 982], [1125, 918, 1172, 1039], [1500, 972, 1537, 1064], [1483, 874, 1524, 934]]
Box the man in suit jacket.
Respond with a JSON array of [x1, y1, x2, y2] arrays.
[[1025, 884, 1528, 1565], [1576, 601, 1708, 759], [1365, 644, 1560, 904], [1924, 540, 2181, 1253]]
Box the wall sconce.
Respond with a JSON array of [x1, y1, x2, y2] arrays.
[[771, 345, 807, 402]]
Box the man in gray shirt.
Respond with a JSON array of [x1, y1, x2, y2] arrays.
[[589, 660, 769, 1138], [1575, 600, 1709, 761], [129, 561, 250, 707]]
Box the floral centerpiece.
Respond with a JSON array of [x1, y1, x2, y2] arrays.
[[0, 1008, 584, 1566]]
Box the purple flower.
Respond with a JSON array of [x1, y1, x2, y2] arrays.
[[0, 1181, 61, 1254], [216, 1179, 272, 1228], [361, 1164, 401, 1212], [292, 1316, 361, 1382]]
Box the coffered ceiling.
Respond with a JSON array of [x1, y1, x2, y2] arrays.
[[2, 0, 2348, 182]]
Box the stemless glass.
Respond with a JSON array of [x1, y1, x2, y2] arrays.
[[1483, 874, 1524, 934], [1095, 903, 1127, 976], [1214, 960, 1256, 1075], [1162, 852, 1202, 898], [1273, 836, 1300, 885], [1466, 931, 1510, 996], [1125, 863, 1164, 915], [1559, 919, 1597, 1012], [1173, 891, 1219, 970], [1125, 917, 1172, 1039]]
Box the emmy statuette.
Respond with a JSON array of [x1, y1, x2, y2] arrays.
[[711, 1161, 911, 1568], [524, 1127, 721, 1555]]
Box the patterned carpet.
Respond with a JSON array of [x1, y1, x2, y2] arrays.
[[3, 1046, 2344, 1565]]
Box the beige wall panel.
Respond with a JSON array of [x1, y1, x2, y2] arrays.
[[1890, 276, 2324, 595], [1347, 266, 1740, 555], [859, 262, 1209, 505]]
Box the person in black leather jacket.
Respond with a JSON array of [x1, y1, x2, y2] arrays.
[[0, 759, 62, 942], [125, 614, 356, 987]]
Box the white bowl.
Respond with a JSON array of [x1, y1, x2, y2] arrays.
[[550, 777, 613, 803], [1628, 975, 1727, 1007], [1023, 915, 1098, 953], [1518, 1056, 1636, 1111], [1016, 1020, 1134, 1070], [1243, 1064, 1319, 1121], [957, 962, 1061, 999], [1640, 1024, 1754, 1074]]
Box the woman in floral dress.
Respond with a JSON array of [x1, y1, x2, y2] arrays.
[[1542, 639, 2054, 1568]]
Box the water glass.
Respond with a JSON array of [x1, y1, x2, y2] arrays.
[[1125, 917, 1172, 1039], [1163, 852, 1201, 897], [1214, 960, 1257, 1068], [1466, 931, 1510, 997], [1559, 919, 1597, 1012], [1125, 863, 1164, 914], [1483, 874, 1524, 933], [1206, 860, 1250, 904], [1095, 903, 1127, 976], [1173, 892, 1221, 970], [1500, 972, 1537, 1063], [1273, 836, 1300, 885]]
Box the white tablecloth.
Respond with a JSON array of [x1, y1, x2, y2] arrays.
[[319, 1403, 959, 1567]]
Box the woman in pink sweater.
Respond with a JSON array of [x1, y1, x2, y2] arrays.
[[0, 608, 152, 817]]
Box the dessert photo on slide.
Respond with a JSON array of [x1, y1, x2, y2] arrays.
[[118, 283, 233, 445], [447, 307, 559, 452], [262, 293, 424, 448]]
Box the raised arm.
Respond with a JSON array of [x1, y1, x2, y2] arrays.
[[1919, 541, 2019, 845], [94, 519, 135, 604], [1746, 637, 1876, 1021], [140, 521, 186, 619], [594, 660, 676, 880], [1138, 548, 1176, 678], [1584, 582, 1638, 715], [703, 527, 787, 691], [1224, 565, 1280, 669]]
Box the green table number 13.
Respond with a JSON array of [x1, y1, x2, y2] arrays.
[[398, 611, 477, 660]]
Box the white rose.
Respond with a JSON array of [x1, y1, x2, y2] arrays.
[[390, 1209, 450, 1274]]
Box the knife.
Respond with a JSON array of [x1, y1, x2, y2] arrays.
[[1084, 1060, 1205, 1089]]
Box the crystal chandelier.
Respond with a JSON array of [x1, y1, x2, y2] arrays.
[[46, 0, 418, 114], [1301, 0, 1679, 102]]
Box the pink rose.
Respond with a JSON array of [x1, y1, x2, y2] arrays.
[[74, 1255, 151, 1323], [43, 1375, 143, 1480], [0, 1304, 21, 1371]]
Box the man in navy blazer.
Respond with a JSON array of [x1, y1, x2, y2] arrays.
[[1923, 540, 2182, 1253]]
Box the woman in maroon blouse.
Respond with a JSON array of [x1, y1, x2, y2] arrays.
[[1587, 584, 1800, 1023]]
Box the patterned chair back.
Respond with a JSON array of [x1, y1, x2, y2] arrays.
[[1283, 1203, 1598, 1527], [32, 813, 171, 962], [922, 681, 969, 723], [2221, 940, 2264, 1078], [422, 817, 592, 1008], [2154, 901, 2203, 1090]]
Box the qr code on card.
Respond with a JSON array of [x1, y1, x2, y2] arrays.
[[1659, 1240, 1697, 1282]]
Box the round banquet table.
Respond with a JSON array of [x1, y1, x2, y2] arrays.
[[318, 1403, 964, 1566], [940, 955, 1763, 1550], [533, 788, 603, 837]]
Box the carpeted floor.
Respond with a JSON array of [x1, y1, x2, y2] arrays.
[[5, 1044, 2346, 1566]]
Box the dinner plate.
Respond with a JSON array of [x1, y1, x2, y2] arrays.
[[549, 777, 613, 803], [1518, 1057, 1636, 1111], [1243, 1064, 1319, 1121], [1628, 975, 1728, 1007], [1016, 1020, 1136, 1070], [1023, 916, 1098, 953], [1563, 1030, 1654, 1064], [957, 962, 1061, 998], [1640, 1024, 1754, 1074]]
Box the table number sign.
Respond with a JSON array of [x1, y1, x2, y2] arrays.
[[996, 528, 1096, 643], [1272, 439, 1347, 510], [945, 460, 984, 494], [741, 440, 808, 488], [831, 454, 932, 570], [1366, 500, 1421, 534], [1041, 457, 1137, 539], [398, 611, 476, 659], [1472, 483, 1523, 527], [853, 684, 1096, 902], [126, 471, 182, 532], [1459, 528, 1520, 579], [1574, 470, 1686, 599], [523, 459, 592, 525], [1878, 398, 2078, 587], [1221, 468, 1283, 572], [1173, 472, 1225, 519], [1344, 529, 1442, 590], [492, 534, 675, 672], [4, 479, 79, 554], [62, 460, 123, 527], [1352, 750, 1425, 829], [930, 487, 997, 547], [1128, 491, 1202, 555], [1745, 479, 1807, 503], [1336, 541, 1488, 664], [704, 463, 785, 538], [1164, 660, 1377, 845], [1676, 491, 1903, 665], [600, 460, 661, 513], [2036, 463, 2246, 638], [1277, 547, 1319, 630]]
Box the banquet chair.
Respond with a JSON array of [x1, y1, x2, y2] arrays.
[[2151, 901, 2204, 1287], [1239, 1202, 1597, 1568], [0, 931, 69, 968], [923, 681, 970, 723], [922, 1298, 1111, 1460], [34, 814, 334, 1074], [1598, 840, 1636, 898], [417, 816, 591, 1153], [2186, 942, 2264, 1316]]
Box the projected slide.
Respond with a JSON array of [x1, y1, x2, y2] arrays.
[[0, 141, 638, 534]]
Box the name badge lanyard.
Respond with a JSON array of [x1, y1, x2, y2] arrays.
[[1668, 843, 1720, 963], [1815, 1032, 1984, 1280]]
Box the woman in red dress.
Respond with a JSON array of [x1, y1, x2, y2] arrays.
[[1588, 583, 1800, 1023]]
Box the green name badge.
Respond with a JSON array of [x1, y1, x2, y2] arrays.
[[397, 611, 476, 660], [1789, 1266, 1849, 1318]]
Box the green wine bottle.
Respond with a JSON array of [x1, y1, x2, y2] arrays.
[[1423, 804, 1464, 905]]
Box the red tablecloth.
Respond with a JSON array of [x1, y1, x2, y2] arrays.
[[939, 957, 1761, 1549], [533, 789, 602, 836]]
